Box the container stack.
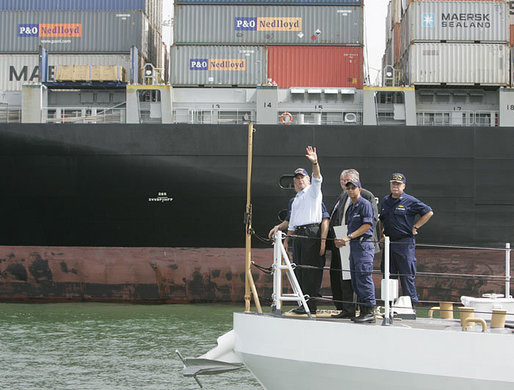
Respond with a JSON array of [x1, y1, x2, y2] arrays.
[[171, 0, 364, 88], [384, 0, 509, 86], [0, 0, 165, 92]]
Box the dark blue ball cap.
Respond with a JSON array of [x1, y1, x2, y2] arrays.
[[294, 168, 309, 177], [390, 173, 406, 183], [345, 179, 362, 188]]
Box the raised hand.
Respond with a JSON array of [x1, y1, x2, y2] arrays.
[[305, 146, 318, 164]]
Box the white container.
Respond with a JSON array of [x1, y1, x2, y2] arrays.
[[403, 42, 509, 85], [402, 1, 508, 47], [0, 54, 131, 91]]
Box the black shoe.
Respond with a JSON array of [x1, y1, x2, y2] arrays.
[[291, 306, 307, 314], [331, 310, 355, 319], [353, 306, 376, 324]]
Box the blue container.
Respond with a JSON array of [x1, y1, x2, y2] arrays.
[[0, 0, 146, 10], [175, 0, 361, 4]]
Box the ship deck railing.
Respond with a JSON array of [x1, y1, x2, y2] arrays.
[[268, 231, 512, 325], [416, 110, 498, 127], [0, 104, 21, 123], [42, 105, 126, 124]]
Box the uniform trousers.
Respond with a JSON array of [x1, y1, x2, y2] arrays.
[[292, 225, 324, 310], [381, 237, 418, 304], [349, 240, 376, 308]]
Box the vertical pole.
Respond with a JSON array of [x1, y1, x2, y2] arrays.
[[244, 123, 254, 313], [506, 243, 511, 298], [382, 236, 391, 326], [244, 123, 262, 313]]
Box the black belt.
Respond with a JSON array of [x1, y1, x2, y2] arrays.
[[390, 236, 412, 241], [295, 223, 319, 231], [352, 235, 372, 242]]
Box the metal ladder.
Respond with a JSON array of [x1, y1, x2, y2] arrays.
[[271, 231, 312, 318]]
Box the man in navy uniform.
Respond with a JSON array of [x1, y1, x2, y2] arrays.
[[379, 173, 434, 307], [328, 169, 379, 319], [336, 178, 376, 323]]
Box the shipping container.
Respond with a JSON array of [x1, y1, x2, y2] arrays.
[[406, 0, 505, 5], [402, 1, 508, 46], [393, 0, 403, 24], [510, 24, 514, 45], [0, 54, 132, 91], [0, 0, 146, 10], [175, 0, 361, 4], [170, 45, 266, 86], [386, 1, 393, 37], [402, 43, 509, 85], [383, 40, 394, 69], [267, 46, 363, 88], [174, 5, 363, 45], [0, 11, 151, 59], [393, 23, 402, 64]]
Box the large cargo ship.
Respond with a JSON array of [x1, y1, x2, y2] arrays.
[[0, 0, 512, 304]]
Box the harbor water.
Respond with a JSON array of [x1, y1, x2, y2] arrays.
[[0, 303, 262, 389]]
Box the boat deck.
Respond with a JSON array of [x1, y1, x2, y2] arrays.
[[281, 310, 513, 334]]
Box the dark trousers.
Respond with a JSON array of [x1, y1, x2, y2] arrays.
[[349, 240, 376, 307], [292, 225, 323, 310], [381, 237, 418, 304], [329, 248, 355, 313]]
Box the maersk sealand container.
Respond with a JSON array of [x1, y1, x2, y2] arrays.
[[401, 1, 508, 48], [174, 5, 363, 45], [0, 11, 150, 58]]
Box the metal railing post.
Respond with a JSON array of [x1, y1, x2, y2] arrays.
[[382, 236, 392, 326], [506, 243, 511, 298]]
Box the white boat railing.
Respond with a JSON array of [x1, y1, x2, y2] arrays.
[[506, 243, 511, 298], [271, 232, 512, 322]]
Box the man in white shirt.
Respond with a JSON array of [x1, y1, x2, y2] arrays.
[[285, 146, 323, 314]]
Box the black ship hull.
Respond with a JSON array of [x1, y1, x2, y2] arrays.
[[0, 124, 512, 302]]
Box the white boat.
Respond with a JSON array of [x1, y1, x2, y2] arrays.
[[180, 236, 514, 389], [233, 312, 513, 390]]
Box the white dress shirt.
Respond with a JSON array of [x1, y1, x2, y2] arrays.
[[288, 176, 323, 231]]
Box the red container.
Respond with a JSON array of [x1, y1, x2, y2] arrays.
[[393, 23, 402, 65], [511, 24, 514, 45], [267, 46, 363, 88]]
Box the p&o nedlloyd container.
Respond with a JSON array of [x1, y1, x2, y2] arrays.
[[0, 11, 150, 58], [0, 0, 164, 32], [173, 5, 363, 45], [170, 46, 266, 86], [401, 42, 509, 85], [401, 1, 508, 48]]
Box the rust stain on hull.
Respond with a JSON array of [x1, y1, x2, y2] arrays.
[[0, 246, 510, 303]]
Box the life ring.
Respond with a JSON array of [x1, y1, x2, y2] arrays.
[[280, 112, 293, 125]]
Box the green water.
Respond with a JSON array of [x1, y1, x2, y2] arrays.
[[0, 303, 262, 390]]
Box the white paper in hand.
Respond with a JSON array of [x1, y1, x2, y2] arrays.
[[333, 225, 351, 280]]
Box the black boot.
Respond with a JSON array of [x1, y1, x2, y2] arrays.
[[331, 309, 353, 319], [353, 306, 376, 323]]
